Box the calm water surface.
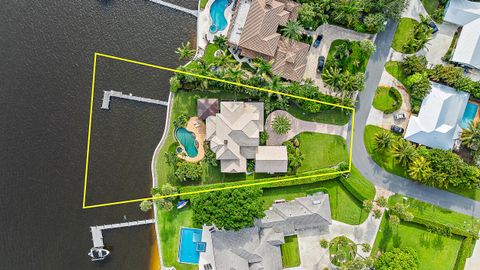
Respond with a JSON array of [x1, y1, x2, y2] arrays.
[[0, 0, 196, 269]]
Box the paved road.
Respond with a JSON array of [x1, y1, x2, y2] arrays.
[[349, 21, 480, 218]]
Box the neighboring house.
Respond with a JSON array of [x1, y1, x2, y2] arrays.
[[231, 0, 308, 81], [404, 82, 470, 150], [198, 192, 332, 270], [205, 101, 287, 173], [444, 0, 480, 69]]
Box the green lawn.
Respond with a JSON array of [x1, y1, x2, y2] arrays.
[[373, 87, 402, 113], [385, 61, 408, 87], [281, 235, 301, 268], [344, 166, 377, 201], [287, 103, 351, 125], [372, 217, 463, 270], [364, 125, 407, 177], [392, 18, 422, 53], [298, 132, 348, 173], [262, 179, 372, 225], [388, 194, 480, 232], [203, 43, 220, 64], [157, 208, 197, 270]]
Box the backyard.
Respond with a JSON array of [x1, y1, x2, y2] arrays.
[[297, 132, 348, 173], [281, 235, 301, 268], [373, 87, 402, 114], [372, 218, 463, 270]]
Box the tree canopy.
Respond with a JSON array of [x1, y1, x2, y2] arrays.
[[374, 248, 419, 270], [191, 187, 265, 230]]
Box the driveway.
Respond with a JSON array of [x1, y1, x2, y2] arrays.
[[350, 21, 480, 218], [303, 24, 373, 95], [264, 110, 348, 145]]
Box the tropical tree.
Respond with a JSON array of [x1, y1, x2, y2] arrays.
[[213, 52, 236, 69], [403, 55, 427, 75], [139, 200, 153, 212], [408, 156, 432, 182], [213, 34, 228, 50], [288, 147, 304, 173], [174, 161, 202, 182], [298, 3, 318, 29], [332, 0, 362, 28], [392, 139, 417, 168], [164, 151, 178, 167], [175, 41, 195, 60], [281, 21, 304, 40], [322, 67, 343, 91], [191, 187, 265, 230], [461, 121, 480, 151], [252, 57, 273, 78], [151, 183, 178, 211], [374, 248, 419, 270], [364, 13, 386, 33], [374, 130, 394, 152], [272, 115, 291, 135], [359, 40, 376, 55], [334, 42, 351, 60]]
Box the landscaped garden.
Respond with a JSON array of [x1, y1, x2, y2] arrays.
[[392, 17, 431, 54], [421, 0, 448, 23], [281, 235, 301, 268], [322, 39, 375, 97], [329, 236, 357, 266], [372, 86, 402, 113], [364, 124, 480, 200], [371, 194, 480, 270]]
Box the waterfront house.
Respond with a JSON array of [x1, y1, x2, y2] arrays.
[[205, 101, 288, 173], [198, 192, 332, 270]]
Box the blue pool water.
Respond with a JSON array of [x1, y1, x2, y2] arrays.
[[178, 228, 203, 264], [461, 102, 478, 128], [209, 0, 229, 33], [175, 127, 198, 158]]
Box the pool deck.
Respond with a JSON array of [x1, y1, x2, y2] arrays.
[[178, 116, 206, 163]]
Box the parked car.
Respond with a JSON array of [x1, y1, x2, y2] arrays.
[[391, 125, 404, 134], [317, 56, 325, 73], [427, 21, 438, 34], [394, 113, 406, 120], [313, 34, 323, 48]]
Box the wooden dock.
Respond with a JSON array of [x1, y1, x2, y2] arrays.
[[90, 219, 155, 248], [149, 0, 198, 17], [101, 90, 168, 110]]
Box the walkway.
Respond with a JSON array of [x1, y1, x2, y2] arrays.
[[149, 0, 198, 17], [303, 24, 374, 95], [350, 21, 480, 218], [264, 110, 348, 146]]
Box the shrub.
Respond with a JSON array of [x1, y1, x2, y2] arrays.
[[453, 237, 475, 270], [374, 247, 419, 270], [259, 131, 269, 145], [406, 73, 431, 100], [272, 115, 291, 135], [169, 76, 181, 93], [174, 161, 202, 182], [173, 114, 188, 128], [403, 55, 427, 75], [139, 200, 153, 212], [364, 13, 386, 33]]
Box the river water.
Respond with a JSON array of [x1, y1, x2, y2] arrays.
[[0, 0, 196, 269]]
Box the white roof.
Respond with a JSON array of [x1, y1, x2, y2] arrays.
[[452, 18, 480, 69], [254, 146, 288, 173], [444, 0, 480, 26], [404, 82, 469, 150]]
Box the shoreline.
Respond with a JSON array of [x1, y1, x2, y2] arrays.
[[150, 0, 203, 269]]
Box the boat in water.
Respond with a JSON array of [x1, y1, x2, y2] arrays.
[[88, 247, 110, 261]]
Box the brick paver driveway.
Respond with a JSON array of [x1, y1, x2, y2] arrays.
[[265, 110, 348, 145]]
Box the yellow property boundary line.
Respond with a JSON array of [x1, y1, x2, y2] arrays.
[[82, 52, 356, 209]]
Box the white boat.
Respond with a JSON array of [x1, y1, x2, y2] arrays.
[[88, 247, 110, 261]]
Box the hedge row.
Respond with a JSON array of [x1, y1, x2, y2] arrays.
[[411, 215, 479, 239], [339, 177, 375, 202], [453, 236, 475, 270], [178, 168, 339, 199]]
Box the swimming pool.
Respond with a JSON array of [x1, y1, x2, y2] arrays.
[[461, 102, 478, 128], [175, 127, 198, 158], [178, 228, 203, 264], [209, 0, 229, 33]]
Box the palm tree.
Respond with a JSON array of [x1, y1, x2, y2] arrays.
[[272, 115, 291, 135], [288, 148, 304, 173], [333, 0, 361, 27], [374, 130, 394, 152], [213, 53, 236, 69], [175, 41, 195, 60], [408, 156, 432, 182], [392, 139, 417, 168], [334, 42, 351, 60], [461, 121, 480, 151], [252, 57, 273, 77], [322, 67, 343, 91], [281, 21, 304, 41], [213, 34, 228, 50]]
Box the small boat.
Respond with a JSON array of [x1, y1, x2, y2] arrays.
[[88, 247, 110, 261], [176, 200, 188, 209]]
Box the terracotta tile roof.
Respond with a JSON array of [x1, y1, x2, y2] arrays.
[[271, 37, 309, 82], [239, 0, 298, 58]]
